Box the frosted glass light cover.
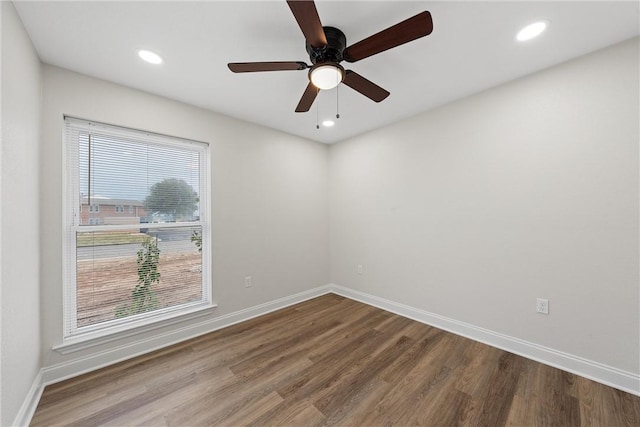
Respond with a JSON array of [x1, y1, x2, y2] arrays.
[[310, 65, 343, 90]]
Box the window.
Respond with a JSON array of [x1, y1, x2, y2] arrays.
[[129, 205, 134, 214], [64, 117, 211, 341]]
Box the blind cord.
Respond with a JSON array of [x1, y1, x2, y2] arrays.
[[88, 133, 92, 207]]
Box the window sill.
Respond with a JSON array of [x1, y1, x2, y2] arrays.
[[53, 303, 217, 355]]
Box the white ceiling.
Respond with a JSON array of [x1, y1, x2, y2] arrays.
[[14, 1, 640, 144]]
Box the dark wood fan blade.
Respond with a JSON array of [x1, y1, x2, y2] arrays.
[[228, 61, 308, 73], [342, 70, 390, 102], [343, 11, 433, 63], [295, 82, 319, 112], [287, 0, 327, 48]]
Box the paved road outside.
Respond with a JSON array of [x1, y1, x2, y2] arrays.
[[77, 239, 197, 260]]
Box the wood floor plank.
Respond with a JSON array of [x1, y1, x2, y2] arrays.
[[313, 334, 415, 416], [358, 334, 460, 425], [411, 387, 474, 426], [213, 390, 284, 427], [391, 364, 456, 426], [475, 352, 530, 426], [285, 403, 326, 427], [455, 339, 503, 399], [30, 294, 640, 426], [327, 377, 393, 426], [165, 356, 313, 426], [377, 326, 446, 383], [101, 367, 238, 427], [245, 398, 325, 427]]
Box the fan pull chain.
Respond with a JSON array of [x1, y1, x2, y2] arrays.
[[316, 100, 320, 130], [336, 85, 340, 119]]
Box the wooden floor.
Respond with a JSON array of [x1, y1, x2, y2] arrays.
[[32, 294, 640, 426]]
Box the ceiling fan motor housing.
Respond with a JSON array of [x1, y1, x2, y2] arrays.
[[306, 26, 347, 64]]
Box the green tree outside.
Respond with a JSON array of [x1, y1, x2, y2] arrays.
[[144, 178, 199, 220]]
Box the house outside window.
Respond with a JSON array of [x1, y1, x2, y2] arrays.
[[64, 117, 212, 343]]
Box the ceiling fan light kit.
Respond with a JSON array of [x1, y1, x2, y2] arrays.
[[309, 63, 344, 90], [228, 0, 433, 113]]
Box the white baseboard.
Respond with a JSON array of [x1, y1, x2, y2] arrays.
[[329, 283, 640, 397], [12, 370, 44, 427], [15, 282, 639, 425]]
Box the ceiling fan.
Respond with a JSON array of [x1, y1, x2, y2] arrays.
[[228, 0, 433, 113]]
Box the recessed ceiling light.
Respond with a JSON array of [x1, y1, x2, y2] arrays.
[[137, 49, 163, 65], [322, 120, 335, 127], [516, 21, 549, 42]]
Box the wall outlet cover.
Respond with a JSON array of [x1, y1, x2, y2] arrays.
[[536, 298, 549, 314]]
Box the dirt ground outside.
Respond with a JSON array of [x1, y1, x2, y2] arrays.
[[77, 252, 202, 327]]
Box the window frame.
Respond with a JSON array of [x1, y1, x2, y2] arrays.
[[62, 117, 214, 346]]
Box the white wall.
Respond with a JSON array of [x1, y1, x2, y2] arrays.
[[0, 1, 42, 425], [40, 66, 329, 369], [329, 38, 639, 376]]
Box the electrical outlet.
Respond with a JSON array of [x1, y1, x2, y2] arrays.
[[536, 298, 549, 314], [357, 264, 363, 275], [244, 276, 252, 288]]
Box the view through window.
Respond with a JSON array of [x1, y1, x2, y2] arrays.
[[64, 118, 211, 338]]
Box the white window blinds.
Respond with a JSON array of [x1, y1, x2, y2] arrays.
[[64, 117, 211, 339]]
